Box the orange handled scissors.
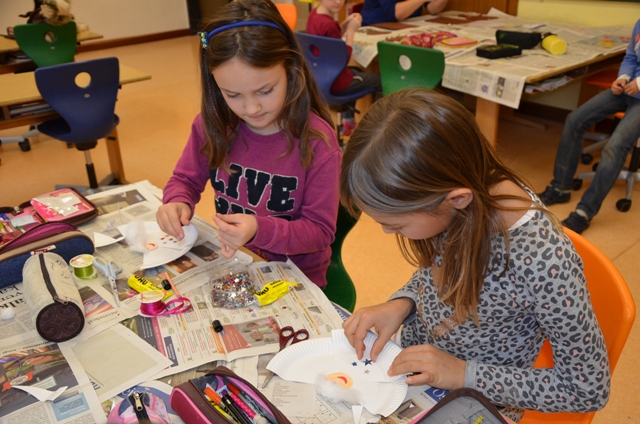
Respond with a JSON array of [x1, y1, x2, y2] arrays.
[[261, 326, 309, 388]]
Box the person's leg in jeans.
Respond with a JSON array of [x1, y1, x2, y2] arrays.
[[539, 90, 628, 205], [571, 96, 640, 225]]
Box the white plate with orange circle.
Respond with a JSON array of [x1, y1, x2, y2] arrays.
[[266, 329, 407, 416]]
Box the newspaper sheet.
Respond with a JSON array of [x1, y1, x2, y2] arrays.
[[69, 324, 173, 402], [79, 183, 346, 379], [0, 334, 105, 423], [352, 12, 632, 108]]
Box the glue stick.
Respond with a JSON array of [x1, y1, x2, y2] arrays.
[[253, 280, 297, 307], [127, 275, 173, 301]]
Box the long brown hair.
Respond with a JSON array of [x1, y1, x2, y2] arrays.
[[199, 0, 332, 170], [340, 88, 546, 323]]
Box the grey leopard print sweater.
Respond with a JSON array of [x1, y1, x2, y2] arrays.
[[390, 208, 610, 422]]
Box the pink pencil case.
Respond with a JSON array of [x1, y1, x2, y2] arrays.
[[0, 221, 94, 288], [170, 366, 290, 424]]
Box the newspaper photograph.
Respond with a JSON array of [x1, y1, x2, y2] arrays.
[[0, 335, 105, 423]]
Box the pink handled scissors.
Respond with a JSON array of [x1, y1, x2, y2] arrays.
[[261, 326, 309, 388]]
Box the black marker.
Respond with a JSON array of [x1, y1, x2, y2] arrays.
[[213, 319, 225, 334]]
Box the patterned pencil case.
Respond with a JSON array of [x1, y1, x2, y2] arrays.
[[108, 391, 171, 424], [0, 221, 94, 288], [170, 365, 291, 424], [0, 187, 98, 248], [411, 388, 509, 424]]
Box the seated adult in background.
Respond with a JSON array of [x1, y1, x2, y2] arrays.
[[537, 18, 640, 234], [361, 0, 449, 26]]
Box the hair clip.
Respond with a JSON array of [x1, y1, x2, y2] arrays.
[[199, 21, 284, 50], [198, 31, 208, 49]]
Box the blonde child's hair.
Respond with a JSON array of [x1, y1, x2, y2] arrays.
[[340, 88, 555, 322], [198, 0, 333, 171]]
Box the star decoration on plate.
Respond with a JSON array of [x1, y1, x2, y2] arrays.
[[364, 358, 373, 366]]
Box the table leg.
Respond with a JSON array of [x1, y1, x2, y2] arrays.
[[475, 97, 499, 147], [105, 127, 128, 184]]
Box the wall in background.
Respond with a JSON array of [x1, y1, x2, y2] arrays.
[[1, 0, 189, 40], [518, 0, 640, 26]]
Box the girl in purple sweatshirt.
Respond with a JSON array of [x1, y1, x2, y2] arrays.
[[157, 0, 341, 287]]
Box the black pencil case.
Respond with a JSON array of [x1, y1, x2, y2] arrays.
[[171, 366, 290, 424], [476, 44, 522, 59], [495, 30, 542, 49]]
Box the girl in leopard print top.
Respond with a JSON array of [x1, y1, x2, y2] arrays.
[[340, 89, 610, 421]]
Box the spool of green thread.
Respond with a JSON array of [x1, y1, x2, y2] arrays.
[[70, 254, 97, 280]]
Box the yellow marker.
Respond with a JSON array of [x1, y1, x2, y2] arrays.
[[474, 417, 485, 424], [213, 403, 233, 421]]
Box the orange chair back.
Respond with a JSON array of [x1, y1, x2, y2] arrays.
[[520, 228, 636, 424], [275, 3, 297, 31]]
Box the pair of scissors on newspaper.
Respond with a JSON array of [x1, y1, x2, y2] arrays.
[[94, 257, 123, 307], [262, 326, 310, 388]]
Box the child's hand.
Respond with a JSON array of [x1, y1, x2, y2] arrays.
[[611, 78, 627, 95], [346, 13, 362, 32], [212, 213, 257, 258], [342, 298, 414, 361], [388, 344, 466, 390], [156, 202, 191, 240], [624, 79, 639, 96]]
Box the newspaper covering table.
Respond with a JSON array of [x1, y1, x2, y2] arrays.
[[0, 181, 492, 424], [352, 9, 632, 108], [0, 181, 353, 423]]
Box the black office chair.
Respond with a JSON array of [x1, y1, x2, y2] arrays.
[[295, 33, 377, 144], [34, 57, 121, 190]]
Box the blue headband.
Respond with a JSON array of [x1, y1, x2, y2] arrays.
[[198, 21, 283, 49]]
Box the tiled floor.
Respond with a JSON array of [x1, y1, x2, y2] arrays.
[[1, 36, 637, 423]]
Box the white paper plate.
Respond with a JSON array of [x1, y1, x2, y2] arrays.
[[118, 222, 198, 269], [266, 329, 407, 416]]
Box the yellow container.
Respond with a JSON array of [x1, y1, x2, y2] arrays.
[[542, 34, 567, 55]]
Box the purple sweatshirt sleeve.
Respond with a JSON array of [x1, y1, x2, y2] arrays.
[[162, 115, 211, 215]]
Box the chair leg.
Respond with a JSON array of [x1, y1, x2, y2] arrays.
[[84, 150, 99, 189]]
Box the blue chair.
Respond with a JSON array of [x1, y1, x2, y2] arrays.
[[0, 21, 78, 158], [295, 33, 377, 143], [34, 57, 120, 189]]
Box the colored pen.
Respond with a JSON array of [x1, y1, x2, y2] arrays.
[[226, 390, 269, 424], [227, 382, 270, 424], [205, 386, 241, 424], [222, 394, 253, 424], [225, 380, 277, 424], [161, 272, 181, 297], [213, 403, 234, 421]]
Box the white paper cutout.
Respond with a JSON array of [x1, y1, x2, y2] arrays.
[[117, 222, 198, 269], [93, 232, 122, 247], [267, 330, 408, 416], [12, 385, 67, 402], [352, 405, 364, 424]]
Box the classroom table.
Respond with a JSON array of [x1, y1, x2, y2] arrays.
[[0, 31, 103, 74], [0, 64, 151, 184], [351, 12, 630, 146]]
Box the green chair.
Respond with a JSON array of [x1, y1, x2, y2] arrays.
[[13, 21, 77, 68], [376, 41, 445, 96], [324, 204, 360, 312]]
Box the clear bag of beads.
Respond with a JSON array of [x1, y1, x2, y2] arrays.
[[209, 262, 257, 309]]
